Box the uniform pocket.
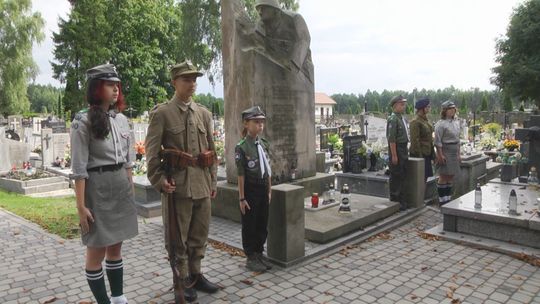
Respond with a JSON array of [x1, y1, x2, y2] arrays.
[[197, 124, 208, 150]]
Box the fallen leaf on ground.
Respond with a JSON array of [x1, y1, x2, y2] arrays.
[[42, 297, 57, 303], [410, 294, 418, 300], [421, 266, 429, 271], [451, 299, 462, 304], [512, 253, 540, 267], [208, 239, 245, 257], [418, 232, 441, 241], [240, 279, 253, 285]]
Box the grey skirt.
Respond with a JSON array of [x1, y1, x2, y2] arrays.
[[82, 168, 138, 247], [436, 143, 460, 176]]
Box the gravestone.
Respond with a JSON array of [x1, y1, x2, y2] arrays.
[[32, 117, 44, 134], [41, 128, 54, 167], [222, 0, 315, 183], [23, 127, 40, 150], [319, 127, 338, 150], [133, 122, 149, 143], [53, 133, 70, 161], [0, 126, 31, 173], [41, 120, 67, 134], [7, 115, 23, 140], [363, 115, 387, 144], [342, 135, 366, 173], [515, 115, 540, 173]]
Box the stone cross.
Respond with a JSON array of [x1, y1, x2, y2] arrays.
[[43, 133, 52, 149], [10, 120, 20, 130], [135, 128, 145, 142]]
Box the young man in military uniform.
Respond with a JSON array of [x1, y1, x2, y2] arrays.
[[409, 97, 435, 181], [145, 60, 219, 302], [387, 95, 409, 211]]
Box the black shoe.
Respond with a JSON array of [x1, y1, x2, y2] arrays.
[[256, 253, 273, 270], [184, 286, 197, 303], [191, 273, 220, 294]]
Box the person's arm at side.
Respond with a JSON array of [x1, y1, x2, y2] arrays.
[[434, 122, 446, 164], [69, 114, 93, 234], [409, 121, 420, 156], [205, 110, 217, 198], [387, 118, 398, 165], [74, 179, 94, 234], [145, 108, 170, 192]]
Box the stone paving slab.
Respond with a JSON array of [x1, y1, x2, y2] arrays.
[[1, 207, 539, 304]]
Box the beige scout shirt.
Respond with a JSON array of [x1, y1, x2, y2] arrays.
[[145, 95, 217, 199]]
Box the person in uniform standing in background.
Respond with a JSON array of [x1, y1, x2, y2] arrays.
[[409, 97, 435, 181], [145, 60, 220, 302], [434, 100, 462, 206], [235, 106, 273, 273], [387, 95, 410, 211], [70, 64, 138, 304]]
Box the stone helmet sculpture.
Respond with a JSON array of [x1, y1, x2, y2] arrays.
[[255, 0, 281, 9]]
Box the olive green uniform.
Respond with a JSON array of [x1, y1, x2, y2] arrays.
[[235, 136, 270, 256], [409, 114, 435, 179], [386, 112, 409, 206], [145, 95, 217, 278]]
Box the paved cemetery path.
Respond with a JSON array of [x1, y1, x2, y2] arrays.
[[1, 207, 539, 304]]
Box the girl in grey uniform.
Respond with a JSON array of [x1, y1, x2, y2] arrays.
[[434, 100, 461, 206], [70, 64, 138, 304]]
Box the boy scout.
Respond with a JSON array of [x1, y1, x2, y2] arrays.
[[235, 106, 273, 273], [387, 95, 409, 211], [145, 60, 219, 302], [409, 97, 435, 180]]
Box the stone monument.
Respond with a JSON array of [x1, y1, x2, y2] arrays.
[[222, 0, 315, 184], [515, 115, 540, 173]]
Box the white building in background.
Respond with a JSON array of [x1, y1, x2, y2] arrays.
[[315, 92, 336, 123]]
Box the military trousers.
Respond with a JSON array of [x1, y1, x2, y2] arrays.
[[162, 194, 211, 278], [389, 143, 408, 207], [241, 180, 269, 256]]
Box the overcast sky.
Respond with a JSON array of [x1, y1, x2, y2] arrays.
[[31, 0, 524, 97]]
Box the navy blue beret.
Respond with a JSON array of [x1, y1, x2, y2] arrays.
[[415, 98, 430, 109]]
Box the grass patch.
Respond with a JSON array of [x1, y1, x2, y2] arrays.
[[0, 190, 80, 239]]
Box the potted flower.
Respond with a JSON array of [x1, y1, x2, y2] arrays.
[[497, 150, 519, 182], [503, 139, 519, 152], [135, 141, 145, 161]]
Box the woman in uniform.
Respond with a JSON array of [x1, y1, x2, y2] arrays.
[[235, 106, 273, 273], [434, 100, 461, 206], [70, 64, 138, 304], [409, 97, 435, 181]]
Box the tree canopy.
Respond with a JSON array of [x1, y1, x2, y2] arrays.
[[52, 0, 299, 117], [492, 0, 540, 109], [331, 87, 502, 115], [0, 0, 44, 116]]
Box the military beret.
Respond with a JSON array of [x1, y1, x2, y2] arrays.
[[86, 64, 120, 82], [442, 100, 457, 109], [415, 97, 430, 109], [242, 106, 266, 120], [170, 60, 203, 80], [390, 95, 407, 107]]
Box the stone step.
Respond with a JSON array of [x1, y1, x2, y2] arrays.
[[135, 201, 162, 218], [27, 188, 75, 198], [23, 176, 66, 187], [22, 181, 70, 195]]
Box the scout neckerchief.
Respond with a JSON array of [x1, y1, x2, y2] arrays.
[[255, 137, 271, 178]]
